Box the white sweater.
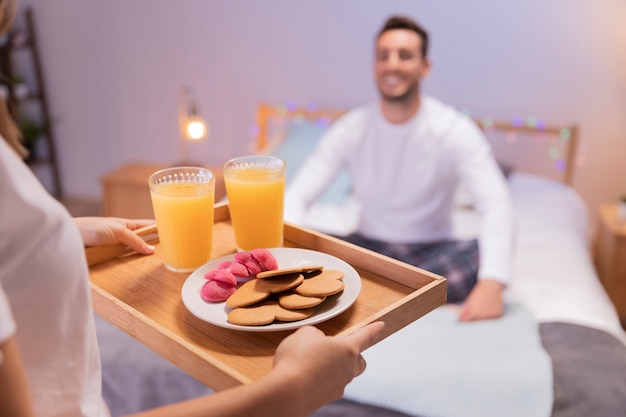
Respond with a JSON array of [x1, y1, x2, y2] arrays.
[[285, 96, 514, 284]]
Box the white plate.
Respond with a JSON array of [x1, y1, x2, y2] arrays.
[[181, 248, 362, 332]]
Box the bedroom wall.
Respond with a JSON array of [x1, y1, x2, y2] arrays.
[[16, 0, 626, 219]]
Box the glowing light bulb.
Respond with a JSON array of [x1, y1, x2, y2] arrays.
[[481, 118, 494, 129], [186, 116, 207, 140]]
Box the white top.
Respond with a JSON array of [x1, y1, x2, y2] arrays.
[[0, 138, 110, 417], [285, 96, 514, 284]]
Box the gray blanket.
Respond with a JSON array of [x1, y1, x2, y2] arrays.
[[540, 322, 626, 417], [95, 314, 212, 416]]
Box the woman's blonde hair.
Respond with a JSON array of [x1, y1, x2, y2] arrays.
[[0, 0, 27, 158]]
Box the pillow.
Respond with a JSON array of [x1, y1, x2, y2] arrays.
[[268, 120, 352, 205]]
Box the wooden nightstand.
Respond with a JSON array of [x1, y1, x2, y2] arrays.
[[101, 162, 225, 219], [595, 203, 626, 329]]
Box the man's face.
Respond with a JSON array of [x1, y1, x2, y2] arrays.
[[374, 29, 430, 102]]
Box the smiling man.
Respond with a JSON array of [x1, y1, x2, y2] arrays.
[[374, 19, 430, 119], [285, 15, 514, 322]]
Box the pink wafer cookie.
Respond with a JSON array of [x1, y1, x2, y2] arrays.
[[234, 252, 263, 276], [204, 269, 237, 286], [217, 260, 250, 279], [201, 280, 236, 303], [250, 248, 278, 271]]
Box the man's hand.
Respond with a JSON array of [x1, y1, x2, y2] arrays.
[[458, 279, 505, 322]]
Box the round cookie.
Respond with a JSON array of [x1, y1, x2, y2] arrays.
[[273, 303, 314, 322], [255, 272, 304, 293], [225, 279, 271, 308], [256, 265, 324, 279], [278, 292, 326, 309], [300, 264, 325, 273], [227, 301, 314, 326], [294, 269, 345, 297], [225, 273, 305, 308]]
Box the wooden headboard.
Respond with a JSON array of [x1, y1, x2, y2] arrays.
[[473, 119, 579, 185], [255, 103, 579, 185], [255, 103, 346, 152]]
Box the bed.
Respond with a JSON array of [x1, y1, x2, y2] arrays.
[[96, 103, 626, 417], [256, 103, 626, 417]]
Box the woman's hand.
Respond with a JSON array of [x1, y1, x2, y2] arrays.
[[74, 217, 156, 255], [130, 322, 386, 417], [268, 322, 385, 416]]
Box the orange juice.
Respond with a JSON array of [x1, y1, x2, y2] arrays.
[[223, 156, 286, 250], [149, 168, 215, 272]]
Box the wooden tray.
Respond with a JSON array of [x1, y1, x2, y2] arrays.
[[89, 202, 446, 391]]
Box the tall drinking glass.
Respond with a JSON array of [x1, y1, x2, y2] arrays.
[[223, 155, 286, 251], [149, 166, 215, 272]]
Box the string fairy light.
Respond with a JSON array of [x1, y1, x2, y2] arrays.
[[505, 131, 517, 143], [535, 119, 546, 131], [480, 117, 494, 130], [549, 147, 560, 160], [554, 159, 567, 172], [316, 115, 332, 127], [526, 116, 538, 128]]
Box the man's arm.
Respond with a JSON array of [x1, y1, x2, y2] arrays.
[[451, 118, 514, 322]]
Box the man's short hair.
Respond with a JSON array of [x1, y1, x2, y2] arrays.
[[377, 15, 429, 58]]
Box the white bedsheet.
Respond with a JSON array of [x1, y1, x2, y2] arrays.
[[457, 173, 626, 345]]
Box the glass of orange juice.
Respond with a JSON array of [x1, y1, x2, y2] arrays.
[[148, 166, 215, 272], [223, 155, 286, 251]]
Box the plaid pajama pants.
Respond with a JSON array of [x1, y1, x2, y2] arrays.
[[341, 233, 479, 304]]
